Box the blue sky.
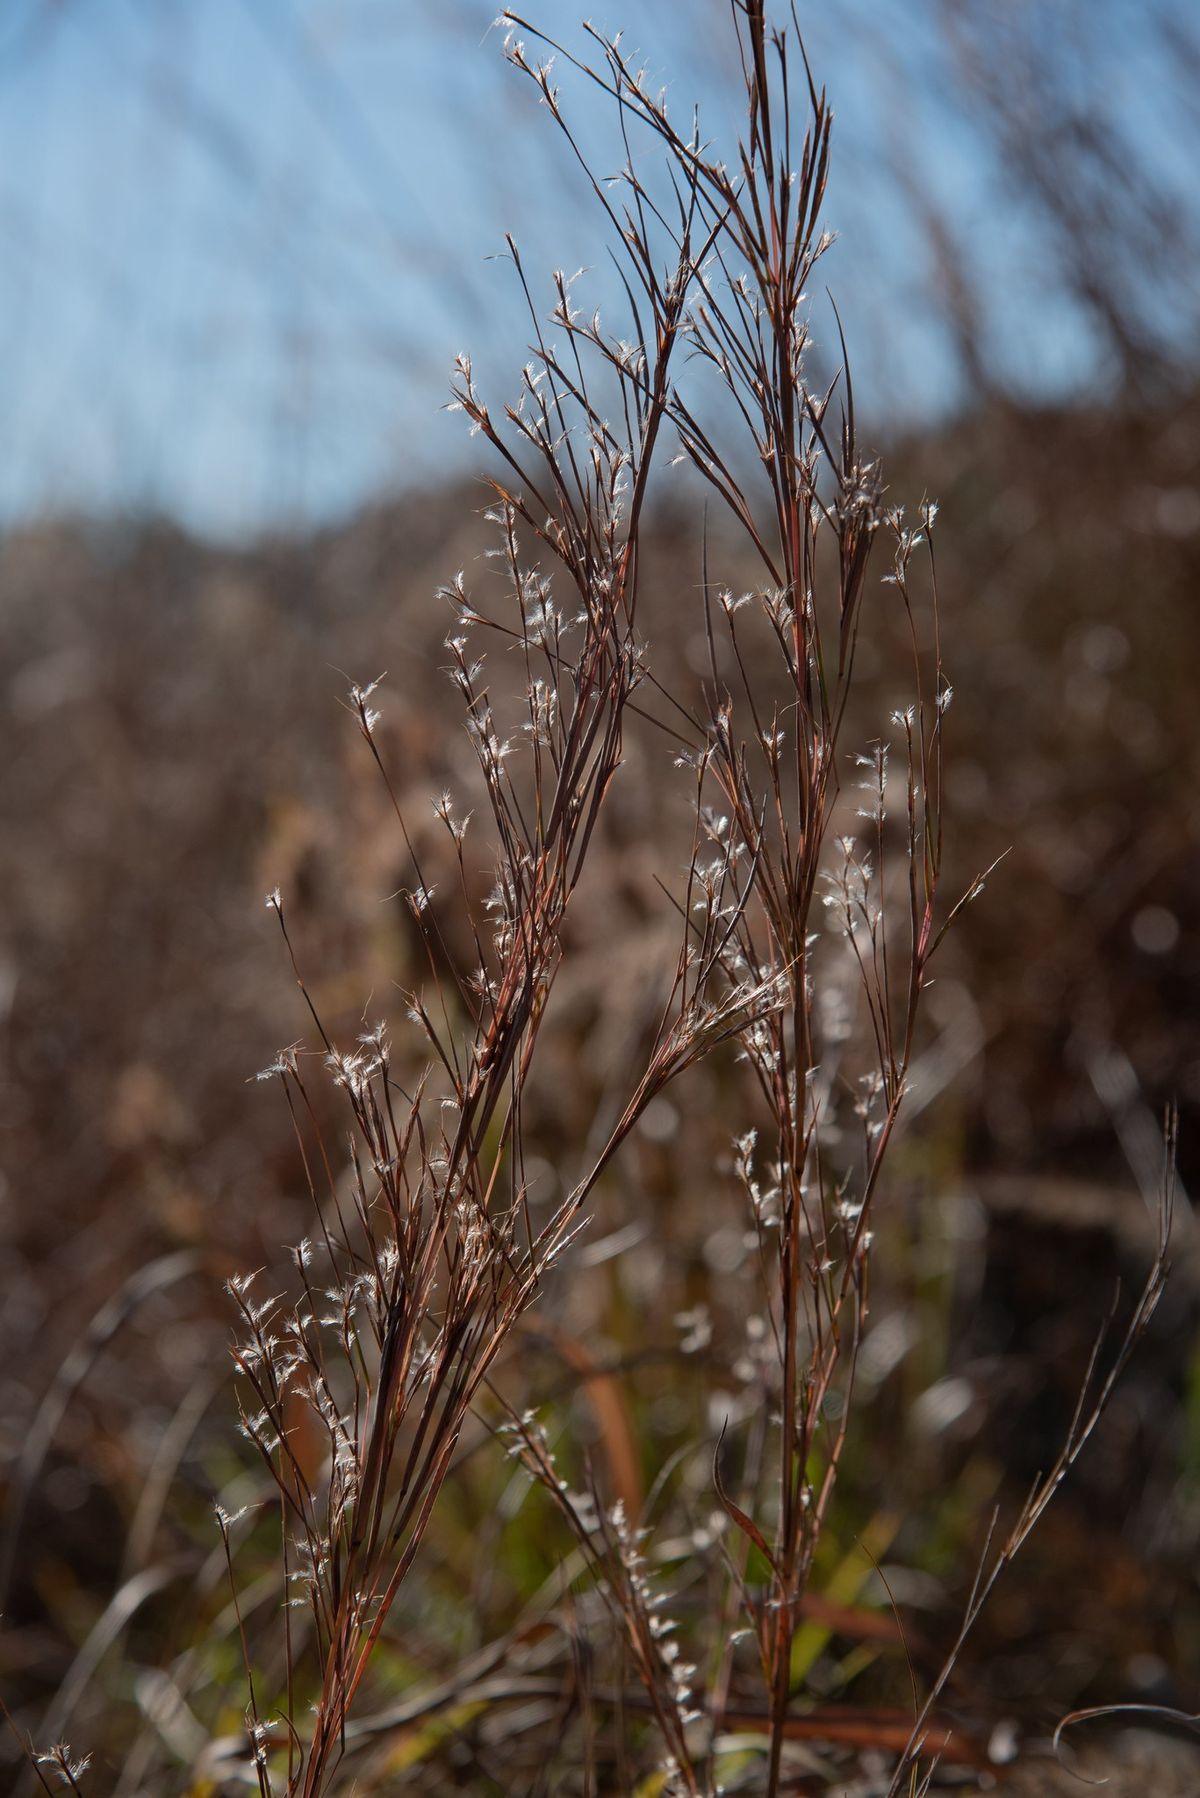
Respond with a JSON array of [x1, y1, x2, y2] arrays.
[[0, 0, 1193, 539]]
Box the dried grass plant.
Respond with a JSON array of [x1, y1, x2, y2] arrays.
[[12, 5, 1173, 1795]]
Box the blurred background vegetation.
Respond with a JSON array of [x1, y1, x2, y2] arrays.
[[2, 1, 1199, 1788]]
